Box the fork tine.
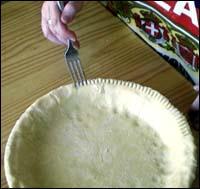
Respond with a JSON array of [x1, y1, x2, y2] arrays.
[[76, 58, 86, 84], [58, 4, 81, 86], [63, 39, 86, 87], [71, 59, 82, 86], [65, 58, 78, 86]]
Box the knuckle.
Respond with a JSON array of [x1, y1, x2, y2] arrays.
[[51, 19, 58, 27], [50, 28, 57, 36], [44, 30, 50, 39], [58, 35, 66, 43], [41, 1, 47, 15]]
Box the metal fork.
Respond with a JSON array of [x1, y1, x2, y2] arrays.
[[64, 40, 86, 87], [57, 1, 86, 87]]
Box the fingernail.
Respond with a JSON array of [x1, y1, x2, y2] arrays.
[[63, 16, 68, 23], [70, 37, 76, 42], [62, 16, 72, 24], [72, 41, 80, 49], [193, 86, 199, 91]]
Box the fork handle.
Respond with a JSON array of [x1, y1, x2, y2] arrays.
[[57, 1, 69, 12]]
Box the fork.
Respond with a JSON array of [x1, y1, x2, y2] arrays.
[[57, 1, 87, 87]]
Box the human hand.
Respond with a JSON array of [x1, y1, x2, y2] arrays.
[[192, 85, 199, 111], [188, 85, 199, 130], [41, 1, 83, 47]]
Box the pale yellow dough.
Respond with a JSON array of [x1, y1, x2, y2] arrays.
[[4, 79, 196, 188]]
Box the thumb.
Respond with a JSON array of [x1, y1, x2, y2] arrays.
[[194, 85, 199, 92], [61, 1, 83, 24]]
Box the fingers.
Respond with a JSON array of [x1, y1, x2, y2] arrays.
[[72, 39, 80, 49], [41, 10, 63, 45], [48, 1, 74, 44], [191, 95, 199, 111], [61, 1, 84, 24], [50, 18, 77, 44], [188, 84, 199, 130], [41, 1, 79, 46], [194, 85, 199, 92], [41, 1, 64, 45]]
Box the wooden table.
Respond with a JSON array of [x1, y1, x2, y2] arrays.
[[1, 1, 199, 188]]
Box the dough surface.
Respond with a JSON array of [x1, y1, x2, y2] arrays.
[[4, 79, 196, 188]]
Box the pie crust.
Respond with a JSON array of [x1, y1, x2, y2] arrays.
[[4, 79, 196, 188]]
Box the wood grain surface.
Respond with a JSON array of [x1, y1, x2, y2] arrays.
[[1, 1, 199, 188]]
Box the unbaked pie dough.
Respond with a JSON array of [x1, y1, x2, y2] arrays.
[[4, 79, 196, 188]]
